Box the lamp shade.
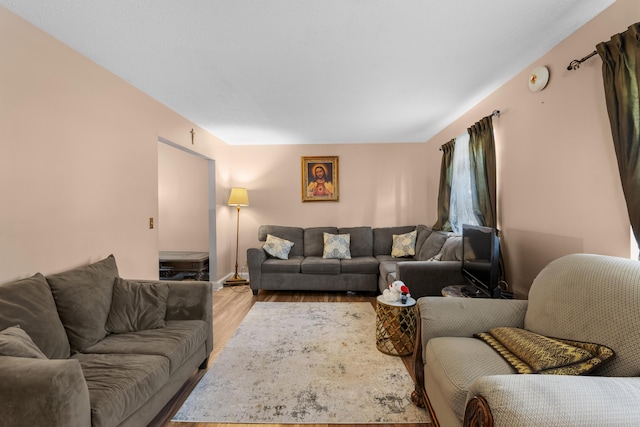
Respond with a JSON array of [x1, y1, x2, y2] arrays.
[[228, 187, 249, 206]]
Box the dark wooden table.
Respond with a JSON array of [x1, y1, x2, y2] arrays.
[[159, 251, 209, 281]]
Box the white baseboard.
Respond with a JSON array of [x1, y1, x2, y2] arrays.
[[214, 271, 249, 290], [212, 275, 229, 291]]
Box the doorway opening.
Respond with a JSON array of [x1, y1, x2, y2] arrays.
[[157, 137, 217, 283]]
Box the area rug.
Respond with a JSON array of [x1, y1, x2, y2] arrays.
[[172, 302, 431, 424]]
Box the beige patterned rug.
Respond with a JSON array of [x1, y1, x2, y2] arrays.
[[173, 302, 431, 424]]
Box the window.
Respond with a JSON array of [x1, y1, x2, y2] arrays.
[[449, 132, 479, 233]]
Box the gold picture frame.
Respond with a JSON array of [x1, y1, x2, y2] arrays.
[[302, 156, 339, 202]]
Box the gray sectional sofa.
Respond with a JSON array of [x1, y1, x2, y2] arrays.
[[0, 255, 213, 427], [247, 224, 464, 298]]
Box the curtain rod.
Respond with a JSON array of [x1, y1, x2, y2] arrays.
[[437, 110, 500, 150], [567, 50, 597, 70]]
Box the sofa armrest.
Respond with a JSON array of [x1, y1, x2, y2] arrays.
[[163, 280, 213, 356], [396, 261, 464, 298], [465, 375, 640, 427], [0, 356, 91, 427], [162, 280, 212, 321], [418, 297, 528, 345], [247, 247, 267, 292]]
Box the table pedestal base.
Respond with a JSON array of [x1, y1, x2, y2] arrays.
[[375, 297, 417, 356]]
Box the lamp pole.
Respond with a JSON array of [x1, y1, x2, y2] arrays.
[[232, 204, 241, 280], [225, 188, 249, 286]]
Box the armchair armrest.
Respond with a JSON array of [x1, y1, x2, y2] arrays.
[[411, 297, 528, 410], [396, 261, 464, 298], [0, 356, 91, 427], [465, 375, 640, 427]]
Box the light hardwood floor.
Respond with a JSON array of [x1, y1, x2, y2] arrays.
[[150, 285, 433, 427]]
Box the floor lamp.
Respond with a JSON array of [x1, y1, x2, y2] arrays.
[[225, 187, 249, 286]]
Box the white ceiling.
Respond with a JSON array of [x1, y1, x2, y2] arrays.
[[1, 0, 615, 145]]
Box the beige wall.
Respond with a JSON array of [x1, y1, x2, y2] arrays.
[[226, 143, 431, 269], [422, 0, 638, 297], [2, 1, 637, 293], [227, 0, 639, 295], [0, 7, 231, 283], [157, 142, 209, 252]]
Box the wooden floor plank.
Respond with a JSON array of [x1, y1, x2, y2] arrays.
[[150, 285, 432, 427]]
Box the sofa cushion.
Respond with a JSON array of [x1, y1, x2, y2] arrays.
[[475, 327, 615, 375], [72, 353, 170, 427], [263, 234, 295, 259], [373, 225, 416, 256], [301, 257, 340, 275], [414, 225, 433, 258], [338, 226, 373, 257], [46, 255, 119, 352], [106, 278, 169, 334], [377, 255, 399, 287], [84, 320, 207, 374], [340, 257, 379, 274], [304, 227, 338, 257], [425, 336, 515, 420], [258, 225, 304, 257], [391, 230, 417, 258], [0, 273, 70, 359], [0, 326, 48, 359], [440, 236, 463, 261], [323, 232, 352, 259], [417, 231, 449, 261], [262, 256, 303, 274]]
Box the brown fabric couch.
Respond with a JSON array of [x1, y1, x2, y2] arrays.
[[0, 255, 212, 427]]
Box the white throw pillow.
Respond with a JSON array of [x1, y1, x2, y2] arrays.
[[263, 234, 295, 260], [391, 230, 417, 258], [322, 232, 351, 259]]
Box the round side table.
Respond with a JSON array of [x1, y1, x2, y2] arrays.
[[375, 295, 417, 356]]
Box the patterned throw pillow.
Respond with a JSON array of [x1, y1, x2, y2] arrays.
[[263, 234, 295, 260], [391, 230, 417, 258], [323, 233, 351, 259], [475, 327, 614, 375]]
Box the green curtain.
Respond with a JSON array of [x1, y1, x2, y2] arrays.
[[468, 115, 505, 282], [432, 139, 456, 231], [468, 116, 497, 228], [596, 23, 640, 254]]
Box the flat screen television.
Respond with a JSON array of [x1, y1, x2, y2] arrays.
[[461, 224, 501, 298]]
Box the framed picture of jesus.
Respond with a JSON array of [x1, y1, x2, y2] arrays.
[[301, 156, 339, 202]]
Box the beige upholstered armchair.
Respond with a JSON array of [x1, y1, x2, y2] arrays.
[[412, 253, 640, 427]]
